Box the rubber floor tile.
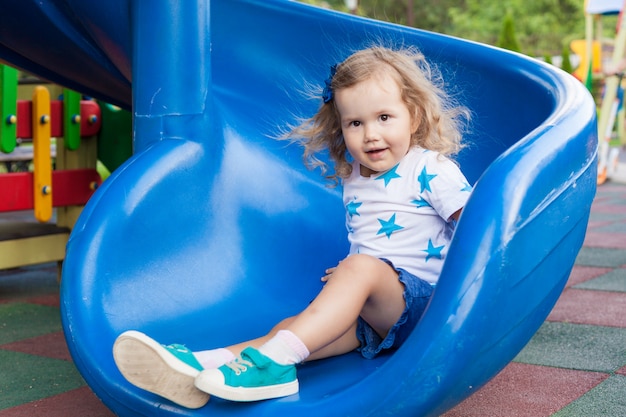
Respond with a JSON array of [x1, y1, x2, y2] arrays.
[[21, 294, 59, 307], [575, 247, 626, 268], [0, 350, 85, 410], [514, 322, 626, 373], [547, 288, 626, 327], [443, 362, 607, 417], [0, 387, 114, 417], [588, 202, 626, 215], [592, 215, 626, 230], [587, 210, 626, 223], [566, 265, 613, 287], [0, 265, 59, 303], [0, 331, 71, 362], [574, 267, 626, 292], [585, 214, 626, 231], [551, 374, 626, 417], [585, 218, 616, 230], [583, 232, 626, 249], [0, 303, 61, 345]]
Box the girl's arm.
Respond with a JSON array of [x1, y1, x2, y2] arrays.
[[450, 208, 463, 222], [322, 266, 338, 282]]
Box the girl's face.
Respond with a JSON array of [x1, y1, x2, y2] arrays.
[[335, 73, 418, 177]]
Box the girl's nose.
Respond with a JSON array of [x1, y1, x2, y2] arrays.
[[364, 125, 380, 142]]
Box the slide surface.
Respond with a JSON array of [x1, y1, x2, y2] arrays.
[[0, 1, 597, 416]]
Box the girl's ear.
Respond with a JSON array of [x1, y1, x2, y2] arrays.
[[411, 109, 420, 134]]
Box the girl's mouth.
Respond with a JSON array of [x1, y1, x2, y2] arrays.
[[366, 148, 387, 159]]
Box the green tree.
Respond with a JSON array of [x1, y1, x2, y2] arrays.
[[448, 0, 586, 57], [561, 44, 573, 73], [544, 54, 553, 65], [498, 12, 521, 53]]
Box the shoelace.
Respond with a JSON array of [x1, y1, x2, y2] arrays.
[[165, 344, 190, 354], [225, 358, 254, 376]]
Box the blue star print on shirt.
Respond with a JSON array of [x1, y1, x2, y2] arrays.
[[418, 167, 437, 193], [411, 197, 431, 209], [377, 213, 404, 238], [461, 182, 472, 192], [346, 199, 362, 218], [423, 239, 444, 262], [375, 164, 401, 187]]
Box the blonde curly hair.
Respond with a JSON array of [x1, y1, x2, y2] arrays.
[[287, 46, 470, 184]]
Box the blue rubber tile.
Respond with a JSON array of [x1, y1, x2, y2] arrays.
[[574, 268, 626, 293], [575, 247, 626, 268], [551, 374, 626, 417], [0, 350, 85, 410], [514, 322, 626, 373], [0, 303, 62, 345]]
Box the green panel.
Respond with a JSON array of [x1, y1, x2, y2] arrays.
[[97, 100, 132, 172], [0, 64, 18, 153], [63, 88, 81, 150]]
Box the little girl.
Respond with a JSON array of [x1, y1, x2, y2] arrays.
[[113, 46, 472, 408]]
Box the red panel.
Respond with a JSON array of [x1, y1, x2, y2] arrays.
[[15, 100, 101, 138], [0, 172, 31, 211], [0, 169, 101, 211], [51, 168, 101, 206]]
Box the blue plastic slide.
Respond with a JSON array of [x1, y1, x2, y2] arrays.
[[0, 1, 597, 416]]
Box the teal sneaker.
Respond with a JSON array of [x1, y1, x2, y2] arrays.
[[113, 330, 209, 409], [194, 347, 298, 402]]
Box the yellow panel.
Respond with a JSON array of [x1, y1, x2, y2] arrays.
[[570, 39, 602, 81], [0, 234, 68, 269], [32, 86, 53, 223]]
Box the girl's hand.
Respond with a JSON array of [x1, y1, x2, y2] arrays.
[[322, 266, 338, 282]]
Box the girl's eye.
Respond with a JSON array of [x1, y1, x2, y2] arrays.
[[350, 121, 361, 127], [380, 115, 389, 121]]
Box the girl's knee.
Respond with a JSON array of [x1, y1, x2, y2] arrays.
[[339, 254, 391, 275], [271, 316, 296, 333], [330, 255, 396, 290]]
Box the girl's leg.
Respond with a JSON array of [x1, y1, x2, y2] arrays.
[[223, 317, 360, 361], [286, 254, 406, 355], [218, 253, 404, 360], [195, 254, 407, 401]]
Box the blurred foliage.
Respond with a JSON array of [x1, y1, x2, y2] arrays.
[[498, 12, 521, 53], [297, 0, 618, 60]]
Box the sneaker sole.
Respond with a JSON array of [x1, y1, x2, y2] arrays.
[[113, 330, 209, 409], [195, 373, 298, 402]]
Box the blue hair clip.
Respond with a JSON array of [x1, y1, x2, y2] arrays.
[[322, 64, 337, 104]]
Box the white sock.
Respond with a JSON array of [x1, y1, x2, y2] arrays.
[[193, 348, 236, 369], [258, 330, 310, 365]]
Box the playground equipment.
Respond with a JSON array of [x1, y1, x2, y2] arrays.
[[584, 0, 626, 183], [0, 65, 102, 269], [0, 0, 597, 416]]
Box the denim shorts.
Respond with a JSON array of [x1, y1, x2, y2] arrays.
[[356, 258, 434, 359]]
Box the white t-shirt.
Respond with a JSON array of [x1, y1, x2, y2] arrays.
[[343, 147, 472, 284]]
